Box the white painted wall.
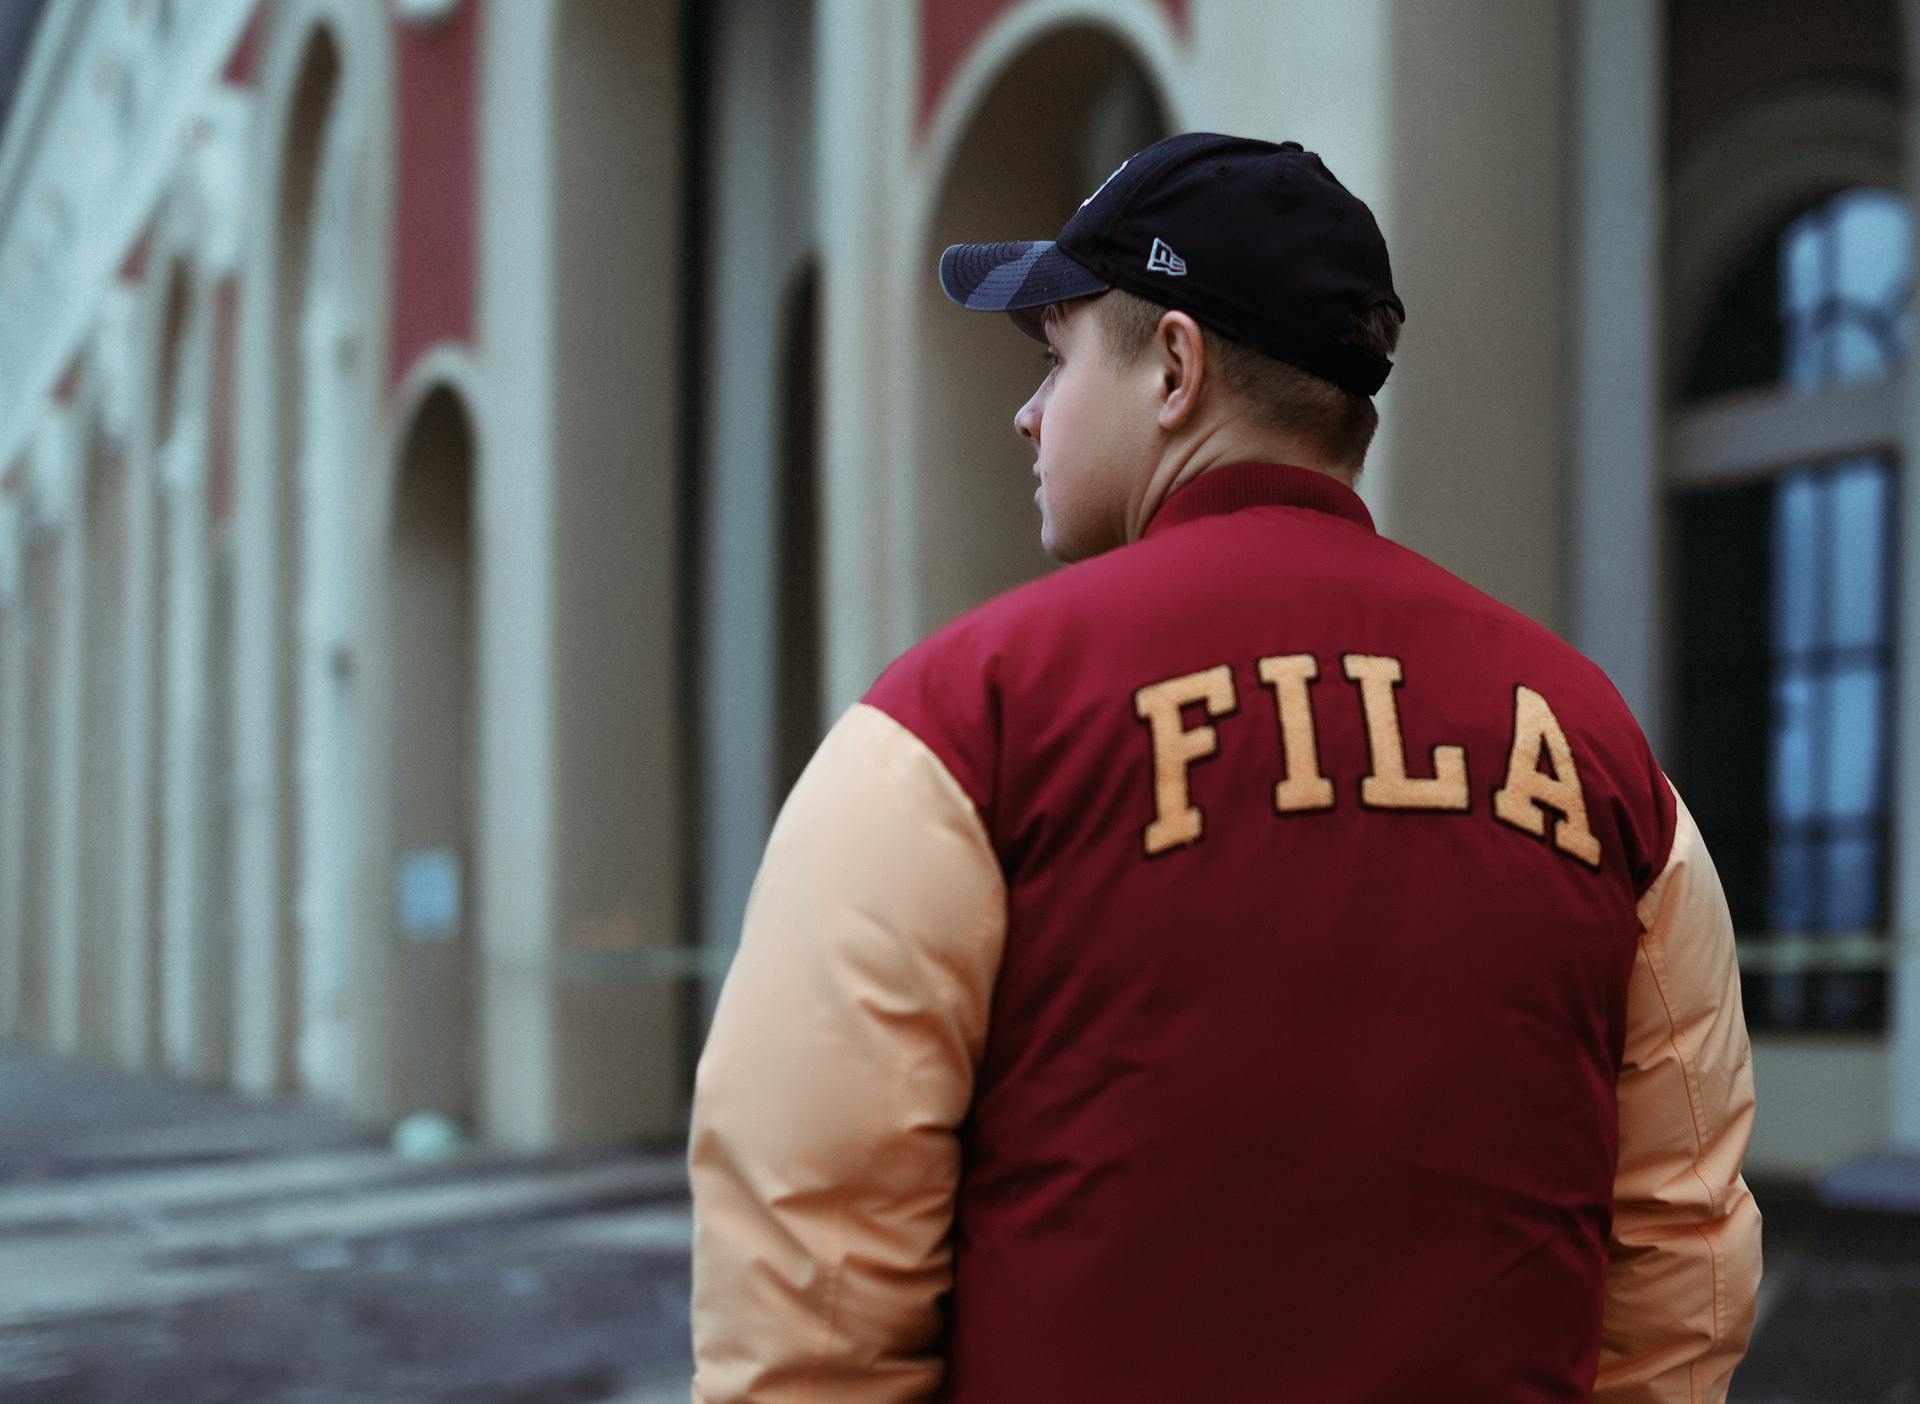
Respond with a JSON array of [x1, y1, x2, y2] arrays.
[[1748, 1037, 1895, 1176]]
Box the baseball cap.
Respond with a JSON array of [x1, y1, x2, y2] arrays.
[[938, 131, 1406, 397]]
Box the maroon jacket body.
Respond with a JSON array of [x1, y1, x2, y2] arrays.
[[690, 461, 1760, 1404], [866, 460, 1670, 1400]]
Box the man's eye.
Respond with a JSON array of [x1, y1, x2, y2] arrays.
[[1041, 349, 1062, 370]]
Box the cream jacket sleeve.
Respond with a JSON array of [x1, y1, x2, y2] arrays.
[[1594, 780, 1763, 1404], [687, 703, 1007, 1404]]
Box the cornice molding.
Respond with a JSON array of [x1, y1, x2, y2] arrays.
[[0, 0, 255, 474]]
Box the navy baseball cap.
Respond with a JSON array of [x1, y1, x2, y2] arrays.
[[938, 131, 1406, 397]]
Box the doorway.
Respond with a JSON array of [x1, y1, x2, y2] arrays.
[[387, 387, 477, 1123]]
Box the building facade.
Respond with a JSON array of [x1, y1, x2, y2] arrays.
[[0, 0, 1915, 1174]]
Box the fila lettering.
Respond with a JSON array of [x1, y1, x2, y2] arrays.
[[1131, 653, 1603, 867]]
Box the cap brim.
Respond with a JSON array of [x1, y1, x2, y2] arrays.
[[938, 240, 1111, 341]]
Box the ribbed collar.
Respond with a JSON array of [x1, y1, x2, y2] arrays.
[[1141, 461, 1376, 540]]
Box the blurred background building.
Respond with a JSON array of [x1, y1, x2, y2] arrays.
[[0, 0, 1912, 1180]]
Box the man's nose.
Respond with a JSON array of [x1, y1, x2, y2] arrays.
[[1015, 394, 1039, 444]]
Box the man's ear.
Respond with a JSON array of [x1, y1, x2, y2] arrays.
[[1152, 310, 1207, 432]]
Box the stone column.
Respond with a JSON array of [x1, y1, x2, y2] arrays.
[[45, 408, 86, 1056], [1569, 0, 1668, 752], [477, 0, 688, 1147], [108, 279, 164, 1072], [0, 497, 24, 1041], [158, 412, 209, 1076], [814, 0, 920, 714], [1190, 0, 1399, 534], [1373, 0, 1572, 632]]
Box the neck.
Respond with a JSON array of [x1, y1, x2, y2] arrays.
[[1124, 425, 1352, 544]]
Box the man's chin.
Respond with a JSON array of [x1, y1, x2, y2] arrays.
[[1040, 522, 1093, 565], [1039, 517, 1064, 562]]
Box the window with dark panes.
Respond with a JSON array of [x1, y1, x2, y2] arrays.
[[1674, 187, 1906, 1033]]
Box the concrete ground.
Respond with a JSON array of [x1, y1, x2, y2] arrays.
[[1732, 1179, 1920, 1404], [0, 1047, 1916, 1402], [0, 1050, 695, 1403]]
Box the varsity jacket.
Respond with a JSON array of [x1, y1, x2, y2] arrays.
[[688, 460, 1761, 1403]]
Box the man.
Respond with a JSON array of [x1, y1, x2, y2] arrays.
[[688, 131, 1761, 1403]]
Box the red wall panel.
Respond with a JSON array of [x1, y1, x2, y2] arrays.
[[389, 0, 478, 392], [223, 5, 264, 86]]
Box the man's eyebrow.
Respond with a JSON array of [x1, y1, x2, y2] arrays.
[[1041, 303, 1064, 337]]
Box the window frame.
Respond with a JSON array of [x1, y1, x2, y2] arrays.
[[1660, 84, 1909, 1020]]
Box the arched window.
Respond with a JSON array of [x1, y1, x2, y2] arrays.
[[1684, 189, 1911, 401], [1782, 190, 1912, 390], [1673, 186, 1909, 1033]]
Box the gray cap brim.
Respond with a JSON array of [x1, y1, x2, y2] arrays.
[[938, 240, 1112, 341]]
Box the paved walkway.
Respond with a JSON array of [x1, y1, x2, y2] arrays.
[[0, 1049, 694, 1403], [1732, 1179, 1920, 1404], [2, 1048, 1917, 1402]]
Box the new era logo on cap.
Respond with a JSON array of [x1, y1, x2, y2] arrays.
[[1146, 237, 1187, 276]]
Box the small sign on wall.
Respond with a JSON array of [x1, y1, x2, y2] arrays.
[[398, 848, 462, 941]]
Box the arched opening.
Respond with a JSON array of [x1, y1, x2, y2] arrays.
[[269, 28, 341, 1090], [917, 28, 1167, 632], [775, 260, 822, 799], [78, 419, 128, 1063], [388, 386, 476, 1124]]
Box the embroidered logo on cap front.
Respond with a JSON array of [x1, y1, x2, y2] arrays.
[[1147, 237, 1188, 276]]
